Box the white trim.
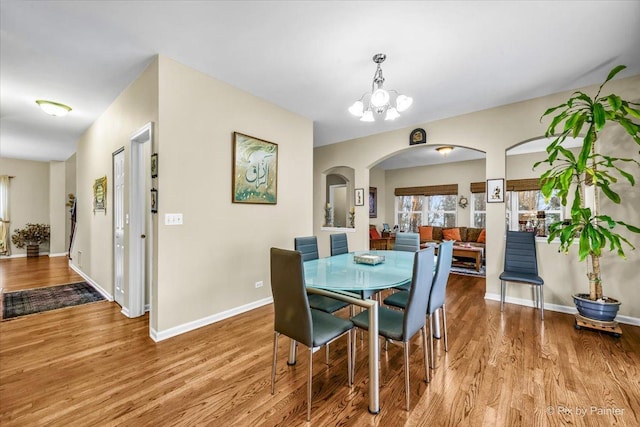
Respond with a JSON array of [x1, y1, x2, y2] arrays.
[[48, 252, 67, 257], [484, 293, 640, 326], [320, 227, 356, 232], [69, 262, 114, 301], [149, 297, 274, 342]]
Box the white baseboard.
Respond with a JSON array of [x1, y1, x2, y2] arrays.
[[69, 262, 114, 301], [48, 252, 68, 258], [150, 296, 274, 342], [484, 293, 640, 326]]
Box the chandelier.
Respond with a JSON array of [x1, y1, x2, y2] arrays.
[[348, 53, 413, 122]]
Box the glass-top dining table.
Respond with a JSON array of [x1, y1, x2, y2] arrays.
[[295, 250, 416, 414]]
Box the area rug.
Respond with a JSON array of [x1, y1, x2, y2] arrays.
[[450, 260, 486, 278], [2, 282, 105, 320]]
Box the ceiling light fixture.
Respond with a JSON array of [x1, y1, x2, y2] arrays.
[[349, 53, 413, 122], [35, 100, 72, 117], [436, 146, 454, 156]]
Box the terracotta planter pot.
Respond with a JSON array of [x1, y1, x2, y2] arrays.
[[573, 293, 621, 322], [26, 244, 40, 258]]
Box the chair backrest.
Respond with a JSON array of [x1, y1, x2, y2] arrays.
[[294, 236, 319, 261], [394, 232, 420, 252], [403, 246, 435, 340], [428, 240, 454, 314], [270, 248, 313, 347], [330, 233, 348, 256], [503, 231, 538, 275]]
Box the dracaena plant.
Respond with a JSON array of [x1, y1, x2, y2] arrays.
[[534, 65, 640, 301]]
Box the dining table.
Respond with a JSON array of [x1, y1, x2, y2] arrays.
[[290, 250, 418, 414]]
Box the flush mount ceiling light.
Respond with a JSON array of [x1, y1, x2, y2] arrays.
[[35, 100, 72, 117], [436, 146, 454, 156], [349, 53, 413, 122]]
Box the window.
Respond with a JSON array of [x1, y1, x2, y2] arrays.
[[471, 192, 486, 228], [506, 189, 562, 231], [395, 194, 457, 231]]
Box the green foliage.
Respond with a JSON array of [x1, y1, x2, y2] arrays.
[[534, 65, 640, 299]]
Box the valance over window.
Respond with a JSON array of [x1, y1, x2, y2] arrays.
[[394, 184, 458, 197]]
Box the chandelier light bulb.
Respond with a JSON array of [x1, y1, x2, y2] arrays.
[[385, 108, 400, 121], [348, 100, 364, 117], [370, 88, 390, 108], [396, 95, 413, 112], [360, 110, 375, 122]]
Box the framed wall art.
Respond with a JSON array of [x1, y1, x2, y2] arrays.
[[369, 187, 377, 218], [150, 188, 158, 213], [232, 132, 278, 204], [151, 153, 158, 178], [354, 188, 365, 206], [487, 178, 505, 203], [93, 176, 107, 214]]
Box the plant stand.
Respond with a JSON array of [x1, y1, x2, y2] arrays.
[[574, 314, 622, 338]]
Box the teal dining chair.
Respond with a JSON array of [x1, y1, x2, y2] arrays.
[[350, 246, 435, 410], [384, 240, 454, 369], [393, 232, 420, 291], [270, 248, 354, 421]]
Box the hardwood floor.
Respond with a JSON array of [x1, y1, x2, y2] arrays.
[[1, 256, 639, 426]]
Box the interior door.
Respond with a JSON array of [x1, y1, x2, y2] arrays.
[[113, 148, 125, 307]]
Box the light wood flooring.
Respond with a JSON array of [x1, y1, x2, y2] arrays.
[[1, 256, 639, 426]]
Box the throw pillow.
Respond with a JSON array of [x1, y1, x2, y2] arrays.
[[418, 226, 433, 241], [442, 227, 462, 241], [477, 229, 486, 243]]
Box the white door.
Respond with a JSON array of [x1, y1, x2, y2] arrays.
[[113, 149, 125, 307]]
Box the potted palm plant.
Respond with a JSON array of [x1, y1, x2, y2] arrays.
[[534, 65, 640, 324], [11, 223, 50, 257]]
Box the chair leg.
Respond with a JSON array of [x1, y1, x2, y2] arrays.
[[271, 332, 279, 395], [429, 314, 435, 369], [307, 347, 313, 421], [404, 342, 410, 411], [539, 286, 545, 321], [421, 326, 430, 383], [442, 305, 449, 352], [347, 329, 353, 386], [326, 344, 330, 365], [500, 280, 505, 312], [351, 329, 356, 385]]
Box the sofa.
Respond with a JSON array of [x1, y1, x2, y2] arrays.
[[418, 226, 486, 251]]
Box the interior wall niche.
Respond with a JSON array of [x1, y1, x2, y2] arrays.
[[324, 166, 355, 228]]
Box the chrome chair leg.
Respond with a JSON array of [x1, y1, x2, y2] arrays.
[[429, 314, 435, 369], [404, 342, 410, 411], [271, 332, 279, 394], [421, 325, 430, 383], [347, 329, 352, 387], [442, 305, 449, 352], [500, 280, 505, 312], [307, 347, 313, 421], [326, 345, 329, 365], [539, 286, 545, 320]]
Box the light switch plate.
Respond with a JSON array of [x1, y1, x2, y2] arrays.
[[165, 213, 183, 225]]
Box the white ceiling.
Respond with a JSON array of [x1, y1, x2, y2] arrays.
[[1, 1, 639, 162]]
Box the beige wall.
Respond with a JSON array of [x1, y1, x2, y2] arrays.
[[65, 154, 76, 251], [49, 161, 66, 254], [73, 58, 159, 307], [0, 157, 51, 255], [314, 75, 640, 320], [155, 56, 313, 332]]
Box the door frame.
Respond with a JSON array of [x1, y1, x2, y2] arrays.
[[112, 147, 126, 309], [128, 122, 153, 318]]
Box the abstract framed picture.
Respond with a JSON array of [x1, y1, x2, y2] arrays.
[[487, 178, 505, 203], [354, 188, 365, 206], [93, 176, 107, 214], [232, 132, 278, 204], [150, 188, 158, 213], [150, 153, 158, 178], [369, 187, 377, 218]]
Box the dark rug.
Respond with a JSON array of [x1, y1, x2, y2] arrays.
[[450, 259, 486, 277], [2, 282, 106, 320]]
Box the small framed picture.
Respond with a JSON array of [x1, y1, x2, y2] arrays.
[[409, 128, 427, 145], [151, 153, 158, 178], [150, 188, 158, 213], [354, 188, 365, 206], [369, 187, 377, 218], [487, 178, 505, 203]]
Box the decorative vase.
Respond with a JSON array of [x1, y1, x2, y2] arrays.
[[573, 293, 621, 322], [26, 244, 40, 258]]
